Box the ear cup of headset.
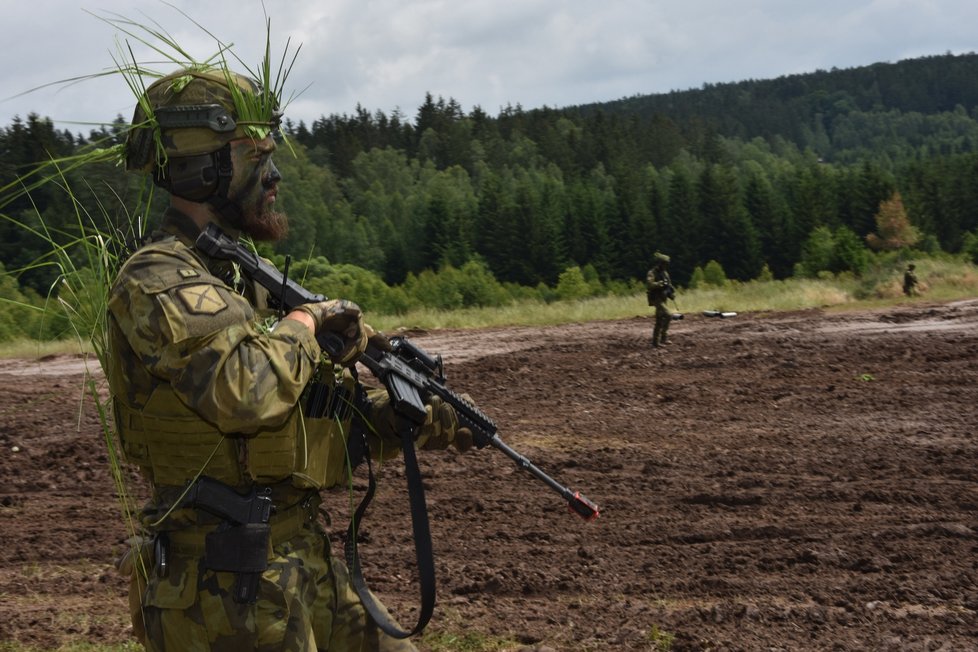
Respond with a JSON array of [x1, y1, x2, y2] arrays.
[[154, 153, 220, 202]]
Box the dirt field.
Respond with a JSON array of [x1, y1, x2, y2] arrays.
[[1, 300, 977, 651]]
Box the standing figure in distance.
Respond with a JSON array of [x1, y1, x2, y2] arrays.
[[646, 252, 675, 348], [903, 263, 919, 297], [108, 67, 471, 652]]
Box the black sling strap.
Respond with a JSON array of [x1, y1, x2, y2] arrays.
[[343, 415, 436, 639]]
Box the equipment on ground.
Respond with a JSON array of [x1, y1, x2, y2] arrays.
[[703, 310, 738, 318], [670, 297, 684, 320]]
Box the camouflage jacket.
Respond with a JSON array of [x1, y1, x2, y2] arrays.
[[646, 267, 673, 304], [106, 208, 385, 517]]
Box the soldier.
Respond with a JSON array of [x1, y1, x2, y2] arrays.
[[108, 68, 471, 651], [646, 252, 675, 348], [903, 263, 919, 297]]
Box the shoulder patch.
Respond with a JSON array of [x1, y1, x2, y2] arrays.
[[176, 285, 228, 315]]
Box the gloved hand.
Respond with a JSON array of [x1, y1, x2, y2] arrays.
[[363, 323, 392, 353], [295, 299, 367, 366], [420, 394, 475, 452]]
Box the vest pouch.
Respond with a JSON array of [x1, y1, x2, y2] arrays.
[[290, 373, 361, 490], [113, 400, 149, 467], [115, 395, 242, 487], [290, 413, 351, 490], [246, 410, 300, 483]]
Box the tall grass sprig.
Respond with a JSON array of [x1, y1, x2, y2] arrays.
[[1, 5, 307, 587]]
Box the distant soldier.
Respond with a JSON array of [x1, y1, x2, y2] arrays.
[[903, 263, 919, 297], [646, 252, 675, 348]]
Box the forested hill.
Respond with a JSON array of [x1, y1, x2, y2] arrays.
[[568, 52, 978, 160], [4, 51, 978, 321]]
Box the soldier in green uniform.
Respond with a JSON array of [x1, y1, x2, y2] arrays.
[[903, 263, 919, 297], [108, 68, 471, 651], [646, 252, 674, 348]]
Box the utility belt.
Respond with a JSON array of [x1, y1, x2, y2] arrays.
[[154, 476, 318, 604]]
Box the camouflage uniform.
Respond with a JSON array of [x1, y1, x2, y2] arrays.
[[903, 264, 919, 297], [108, 208, 444, 651], [646, 254, 674, 348]]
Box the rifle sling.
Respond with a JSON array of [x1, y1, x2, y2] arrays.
[[344, 417, 436, 639]]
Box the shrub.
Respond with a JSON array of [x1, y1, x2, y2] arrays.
[[555, 266, 590, 301], [702, 260, 729, 286]]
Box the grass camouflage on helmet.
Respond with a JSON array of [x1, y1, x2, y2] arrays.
[[125, 68, 284, 174], [1, 8, 298, 215], [0, 8, 304, 596]]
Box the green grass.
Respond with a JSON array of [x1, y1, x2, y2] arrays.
[[0, 644, 141, 652], [3, 258, 976, 359], [372, 259, 978, 333], [646, 623, 676, 651], [418, 630, 520, 652], [0, 337, 91, 359]]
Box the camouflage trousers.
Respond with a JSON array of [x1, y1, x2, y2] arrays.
[[126, 526, 417, 652], [652, 302, 671, 346]]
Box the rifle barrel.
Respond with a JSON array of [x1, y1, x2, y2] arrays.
[[486, 434, 600, 521]]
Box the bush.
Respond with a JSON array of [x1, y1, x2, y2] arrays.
[[0, 263, 58, 342], [797, 226, 871, 277], [401, 260, 512, 311], [555, 266, 590, 301], [963, 230, 978, 265], [292, 258, 404, 314], [797, 226, 835, 277], [702, 260, 729, 286], [453, 259, 511, 307]]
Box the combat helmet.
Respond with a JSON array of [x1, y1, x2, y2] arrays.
[[654, 251, 671, 264], [125, 68, 282, 205]]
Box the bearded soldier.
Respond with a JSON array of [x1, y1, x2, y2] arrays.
[[646, 252, 675, 348], [108, 68, 471, 651]]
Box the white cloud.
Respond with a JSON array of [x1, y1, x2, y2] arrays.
[[2, 0, 976, 133]]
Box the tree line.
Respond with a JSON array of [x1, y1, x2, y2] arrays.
[[4, 52, 978, 324]]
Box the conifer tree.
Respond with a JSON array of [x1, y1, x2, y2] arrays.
[[866, 191, 921, 250]]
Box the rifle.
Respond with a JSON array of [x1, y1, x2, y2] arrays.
[[363, 334, 600, 518], [196, 223, 599, 634]]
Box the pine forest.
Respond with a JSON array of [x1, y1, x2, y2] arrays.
[[3, 52, 978, 339]]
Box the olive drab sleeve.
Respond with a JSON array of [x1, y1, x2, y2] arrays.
[[109, 241, 321, 435]]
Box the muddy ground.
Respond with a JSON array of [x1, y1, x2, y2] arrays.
[[1, 300, 977, 651]]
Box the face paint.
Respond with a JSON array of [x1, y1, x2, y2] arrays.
[[227, 137, 288, 241]]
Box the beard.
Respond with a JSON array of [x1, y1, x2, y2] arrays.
[[241, 200, 288, 241], [224, 151, 288, 241], [230, 173, 288, 241]]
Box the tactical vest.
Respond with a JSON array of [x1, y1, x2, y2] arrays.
[[108, 238, 353, 492], [112, 373, 356, 491]]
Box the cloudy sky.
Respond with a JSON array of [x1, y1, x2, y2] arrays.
[[4, 1, 977, 132]]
